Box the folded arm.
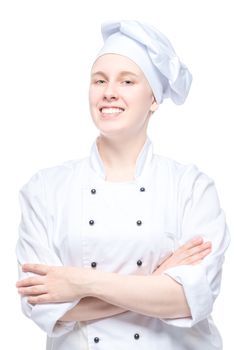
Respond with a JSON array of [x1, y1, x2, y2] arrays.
[[59, 237, 211, 322]]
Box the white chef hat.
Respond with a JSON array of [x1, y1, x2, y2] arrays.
[[95, 20, 192, 105]]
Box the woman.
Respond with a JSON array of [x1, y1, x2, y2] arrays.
[[16, 20, 230, 349]]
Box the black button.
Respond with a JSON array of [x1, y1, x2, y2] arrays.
[[137, 260, 142, 266], [94, 337, 99, 343], [91, 262, 97, 268], [89, 220, 95, 225], [136, 220, 142, 226], [140, 187, 145, 192], [91, 189, 96, 194], [134, 333, 140, 340]]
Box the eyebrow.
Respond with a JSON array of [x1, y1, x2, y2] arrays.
[[91, 71, 140, 78]]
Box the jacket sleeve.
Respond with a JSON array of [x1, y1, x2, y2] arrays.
[[16, 170, 80, 337], [161, 164, 230, 327]]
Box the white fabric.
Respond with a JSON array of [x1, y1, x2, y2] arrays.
[[16, 136, 230, 350], [96, 20, 192, 105]]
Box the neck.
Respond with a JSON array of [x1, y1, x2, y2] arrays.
[[96, 133, 148, 181]]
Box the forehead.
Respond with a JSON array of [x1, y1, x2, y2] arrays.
[[91, 53, 143, 76]]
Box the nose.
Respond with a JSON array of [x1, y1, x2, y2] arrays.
[[103, 82, 118, 101]]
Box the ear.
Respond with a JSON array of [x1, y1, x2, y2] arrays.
[[150, 97, 159, 113]]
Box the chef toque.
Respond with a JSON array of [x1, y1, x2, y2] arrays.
[[95, 20, 192, 105]]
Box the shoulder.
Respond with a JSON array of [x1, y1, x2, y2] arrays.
[[20, 156, 89, 193], [153, 153, 215, 192]]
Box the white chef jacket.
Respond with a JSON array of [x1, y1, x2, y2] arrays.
[[16, 135, 230, 350]]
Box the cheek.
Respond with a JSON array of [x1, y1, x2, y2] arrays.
[[133, 92, 152, 112], [131, 86, 152, 102], [89, 87, 100, 106]]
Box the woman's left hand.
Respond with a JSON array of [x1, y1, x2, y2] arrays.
[[16, 264, 93, 304], [152, 237, 212, 276]]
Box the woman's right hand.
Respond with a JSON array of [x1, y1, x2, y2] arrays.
[[153, 237, 212, 276]]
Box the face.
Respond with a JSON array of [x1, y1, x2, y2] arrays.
[[89, 54, 158, 138]]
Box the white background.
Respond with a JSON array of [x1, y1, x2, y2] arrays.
[[0, 0, 233, 348]]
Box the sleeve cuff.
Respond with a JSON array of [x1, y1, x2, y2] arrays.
[[21, 297, 79, 337], [161, 264, 214, 327], [51, 320, 77, 337]]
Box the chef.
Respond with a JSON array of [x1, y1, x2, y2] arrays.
[[16, 20, 230, 350]]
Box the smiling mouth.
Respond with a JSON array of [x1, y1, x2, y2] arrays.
[[99, 107, 125, 115]]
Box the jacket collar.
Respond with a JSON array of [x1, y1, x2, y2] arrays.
[[89, 135, 154, 180]]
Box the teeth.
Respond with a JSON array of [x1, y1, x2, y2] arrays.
[[101, 107, 123, 114]]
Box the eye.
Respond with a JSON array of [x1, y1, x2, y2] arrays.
[[96, 79, 105, 84], [122, 80, 134, 85]]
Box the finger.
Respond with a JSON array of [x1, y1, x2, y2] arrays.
[[175, 237, 204, 254], [22, 264, 49, 275], [27, 292, 62, 305], [27, 294, 51, 305], [175, 239, 212, 259], [18, 285, 47, 296], [183, 247, 212, 265], [16, 276, 44, 288], [180, 241, 212, 260]]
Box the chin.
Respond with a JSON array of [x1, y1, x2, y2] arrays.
[[98, 126, 128, 135]]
